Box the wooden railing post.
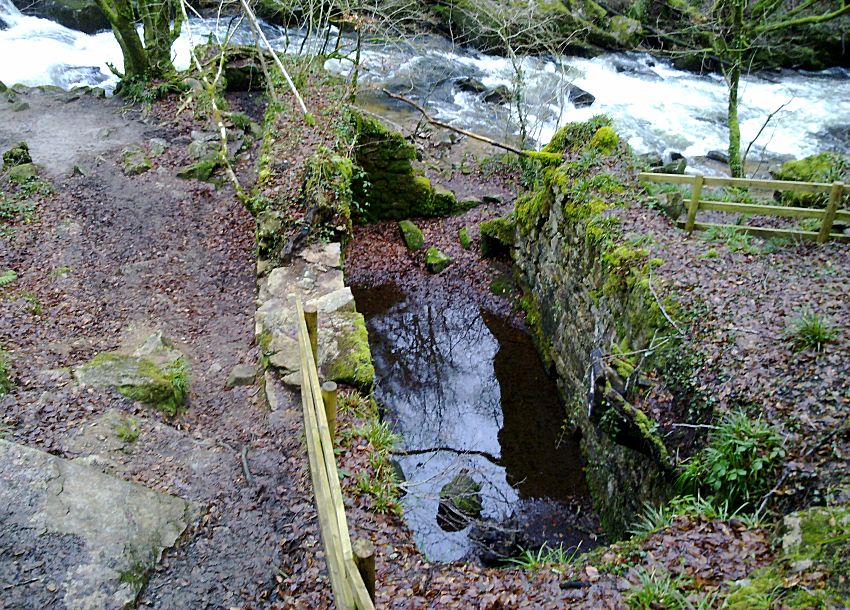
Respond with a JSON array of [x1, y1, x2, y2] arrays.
[[304, 304, 318, 364], [818, 181, 844, 244], [353, 539, 376, 604], [685, 174, 704, 234], [321, 381, 338, 439]]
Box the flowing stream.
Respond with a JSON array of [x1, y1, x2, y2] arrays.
[[1, 0, 848, 164]]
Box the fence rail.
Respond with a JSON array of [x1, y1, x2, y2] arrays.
[[294, 296, 376, 610], [638, 173, 850, 244]]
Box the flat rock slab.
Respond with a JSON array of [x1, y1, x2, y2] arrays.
[[0, 440, 199, 610], [256, 242, 374, 390]]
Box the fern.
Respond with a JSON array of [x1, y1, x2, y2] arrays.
[[0, 269, 18, 287]]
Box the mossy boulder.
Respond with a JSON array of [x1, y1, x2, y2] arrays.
[[398, 220, 424, 250], [725, 505, 850, 609], [121, 146, 151, 176], [424, 247, 452, 273], [772, 152, 849, 208], [437, 469, 482, 531], [8, 163, 39, 183], [458, 226, 472, 249], [0, 81, 6, 93], [177, 156, 220, 182], [75, 352, 188, 416], [2, 141, 32, 170], [542, 115, 612, 154], [609, 15, 641, 46], [479, 215, 516, 257]]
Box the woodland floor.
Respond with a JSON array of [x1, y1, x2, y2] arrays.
[[1, 81, 847, 609]]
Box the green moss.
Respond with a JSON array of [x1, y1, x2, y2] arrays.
[[0, 348, 11, 396], [587, 126, 619, 155], [773, 152, 849, 208], [515, 188, 553, 234], [177, 156, 220, 181], [399, 219, 424, 250], [327, 312, 375, 393], [424, 247, 453, 273], [542, 115, 612, 154], [458, 226, 472, 249], [523, 151, 563, 164], [2, 141, 31, 169], [479, 215, 516, 257], [725, 506, 850, 609], [79, 353, 188, 416]]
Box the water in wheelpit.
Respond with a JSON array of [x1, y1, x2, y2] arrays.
[[351, 282, 601, 563]]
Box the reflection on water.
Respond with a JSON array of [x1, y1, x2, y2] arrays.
[[354, 284, 588, 561]]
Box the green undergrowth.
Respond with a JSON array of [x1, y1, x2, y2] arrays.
[[677, 410, 785, 512], [338, 390, 403, 516], [1, 175, 52, 237], [507, 541, 584, 573], [0, 347, 12, 396]]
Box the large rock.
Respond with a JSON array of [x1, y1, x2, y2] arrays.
[[568, 85, 596, 108], [75, 334, 187, 416], [11, 0, 109, 33], [0, 439, 198, 610]]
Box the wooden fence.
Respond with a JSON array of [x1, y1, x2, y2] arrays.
[[638, 173, 850, 244], [294, 296, 376, 610]]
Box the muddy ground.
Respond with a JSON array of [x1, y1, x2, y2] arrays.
[[0, 86, 306, 609]]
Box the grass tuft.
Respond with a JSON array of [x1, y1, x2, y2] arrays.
[[786, 308, 836, 352]]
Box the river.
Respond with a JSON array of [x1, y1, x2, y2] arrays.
[[1, 0, 848, 166]]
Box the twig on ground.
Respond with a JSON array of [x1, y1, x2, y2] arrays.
[[241, 444, 255, 487]]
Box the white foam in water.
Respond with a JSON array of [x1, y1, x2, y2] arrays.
[[2, 0, 847, 161]]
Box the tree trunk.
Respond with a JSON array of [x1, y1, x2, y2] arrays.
[[96, 0, 149, 78], [727, 62, 742, 178], [139, 0, 182, 78], [726, 0, 745, 178]]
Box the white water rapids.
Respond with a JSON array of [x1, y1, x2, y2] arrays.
[[1, 0, 848, 163]]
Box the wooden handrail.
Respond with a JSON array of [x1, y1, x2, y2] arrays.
[[639, 173, 849, 244], [294, 296, 376, 610]]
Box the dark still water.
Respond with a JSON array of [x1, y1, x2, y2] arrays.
[[353, 284, 595, 562]]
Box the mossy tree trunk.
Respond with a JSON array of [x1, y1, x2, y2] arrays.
[[724, 0, 745, 178], [708, 0, 850, 178], [95, 0, 182, 80]]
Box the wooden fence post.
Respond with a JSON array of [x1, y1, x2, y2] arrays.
[[321, 381, 338, 439], [818, 182, 844, 244], [353, 539, 376, 604], [304, 304, 318, 364], [685, 175, 704, 234]]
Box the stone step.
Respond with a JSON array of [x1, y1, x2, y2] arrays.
[[256, 242, 374, 391]]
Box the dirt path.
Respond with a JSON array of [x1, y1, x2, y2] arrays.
[[1, 87, 305, 608]]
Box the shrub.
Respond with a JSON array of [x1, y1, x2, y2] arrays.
[[678, 411, 784, 510]]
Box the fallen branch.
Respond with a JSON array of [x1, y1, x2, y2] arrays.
[[381, 89, 533, 158], [240, 0, 311, 121], [648, 259, 686, 336], [241, 444, 255, 487]]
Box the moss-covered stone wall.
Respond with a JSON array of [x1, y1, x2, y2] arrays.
[[509, 118, 677, 536]]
